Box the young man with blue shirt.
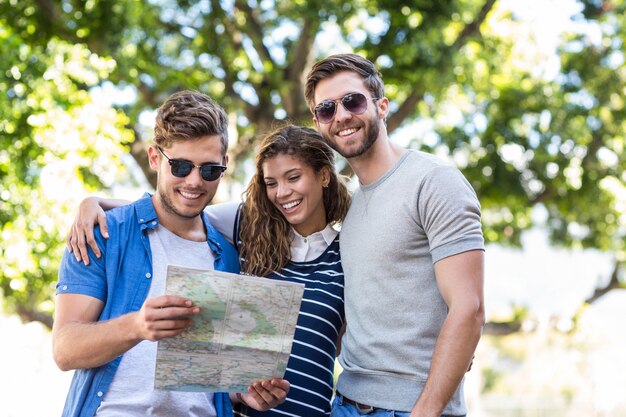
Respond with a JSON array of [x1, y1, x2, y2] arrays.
[[53, 91, 289, 417]]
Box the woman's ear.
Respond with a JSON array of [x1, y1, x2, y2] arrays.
[[321, 166, 331, 188]]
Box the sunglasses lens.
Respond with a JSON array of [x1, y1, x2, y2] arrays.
[[200, 165, 225, 181], [315, 101, 337, 124], [314, 93, 370, 123], [342, 93, 368, 114], [169, 160, 193, 177]]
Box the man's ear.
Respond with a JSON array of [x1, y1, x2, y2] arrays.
[[313, 116, 320, 131], [377, 97, 389, 121], [147, 145, 160, 171]]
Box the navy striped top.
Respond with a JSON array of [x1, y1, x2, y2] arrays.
[[234, 237, 344, 417]]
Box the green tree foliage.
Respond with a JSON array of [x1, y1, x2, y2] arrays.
[[2, 0, 497, 177], [0, 20, 133, 326], [416, 0, 626, 280], [1, 0, 624, 327]]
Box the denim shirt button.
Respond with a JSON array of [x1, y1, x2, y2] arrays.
[[145, 273, 151, 279], [97, 391, 103, 397]]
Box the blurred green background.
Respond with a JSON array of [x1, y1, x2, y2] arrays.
[[1, 0, 625, 415]]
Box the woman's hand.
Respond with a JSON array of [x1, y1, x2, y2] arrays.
[[234, 378, 290, 411], [66, 197, 108, 265]]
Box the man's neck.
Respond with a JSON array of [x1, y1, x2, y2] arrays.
[[349, 139, 407, 186], [159, 218, 207, 242], [152, 199, 207, 242]]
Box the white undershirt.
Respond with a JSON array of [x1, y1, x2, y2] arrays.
[[95, 226, 216, 417]]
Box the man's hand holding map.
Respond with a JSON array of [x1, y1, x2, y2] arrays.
[[155, 265, 305, 392]]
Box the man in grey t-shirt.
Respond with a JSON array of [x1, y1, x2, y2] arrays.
[[304, 54, 485, 417]]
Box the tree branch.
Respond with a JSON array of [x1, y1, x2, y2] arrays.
[[232, 0, 277, 123], [483, 320, 523, 336], [129, 126, 157, 189], [34, 0, 85, 47], [585, 261, 623, 304], [387, 0, 496, 134], [34, 0, 62, 22], [581, 131, 603, 172], [136, 80, 160, 109], [234, 0, 273, 64], [530, 188, 551, 204], [451, 0, 497, 50], [16, 306, 53, 330], [283, 17, 318, 119], [481, 260, 624, 337], [207, 0, 245, 106], [387, 91, 423, 134]]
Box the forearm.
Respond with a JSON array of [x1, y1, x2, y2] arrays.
[[53, 312, 141, 371], [336, 322, 346, 356], [410, 306, 484, 417], [92, 196, 131, 211]]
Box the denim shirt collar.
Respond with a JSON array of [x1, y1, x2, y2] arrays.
[[135, 193, 160, 231], [135, 193, 223, 262]]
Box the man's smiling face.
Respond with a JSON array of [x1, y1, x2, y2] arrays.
[[312, 71, 387, 160]]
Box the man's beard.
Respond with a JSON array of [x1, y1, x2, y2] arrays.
[[324, 111, 380, 159], [158, 186, 206, 219]]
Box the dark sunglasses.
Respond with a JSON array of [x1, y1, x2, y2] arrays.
[[157, 147, 226, 182], [313, 92, 380, 124]]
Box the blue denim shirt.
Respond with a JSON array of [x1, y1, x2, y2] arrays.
[[56, 193, 239, 417]]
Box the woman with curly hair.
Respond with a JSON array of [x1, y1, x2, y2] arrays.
[[67, 125, 351, 417]]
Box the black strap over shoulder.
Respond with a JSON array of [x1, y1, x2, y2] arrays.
[[232, 202, 244, 252]]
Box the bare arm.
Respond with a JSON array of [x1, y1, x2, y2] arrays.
[[66, 196, 130, 264], [52, 293, 199, 371], [336, 322, 346, 356], [409, 249, 485, 417]]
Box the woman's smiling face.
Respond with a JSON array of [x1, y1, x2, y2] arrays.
[[262, 153, 329, 237]]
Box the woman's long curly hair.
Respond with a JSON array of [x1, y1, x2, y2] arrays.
[[239, 125, 351, 276]]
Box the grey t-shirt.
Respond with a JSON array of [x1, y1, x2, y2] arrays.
[[336, 150, 484, 414], [95, 226, 217, 417]]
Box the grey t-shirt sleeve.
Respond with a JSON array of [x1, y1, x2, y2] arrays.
[[418, 165, 484, 263], [205, 201, 240, 245]]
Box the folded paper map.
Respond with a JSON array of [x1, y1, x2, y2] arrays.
[[154, 264, 305, 392]]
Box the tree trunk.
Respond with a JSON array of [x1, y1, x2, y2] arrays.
[[16, 306, 53, 330]]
